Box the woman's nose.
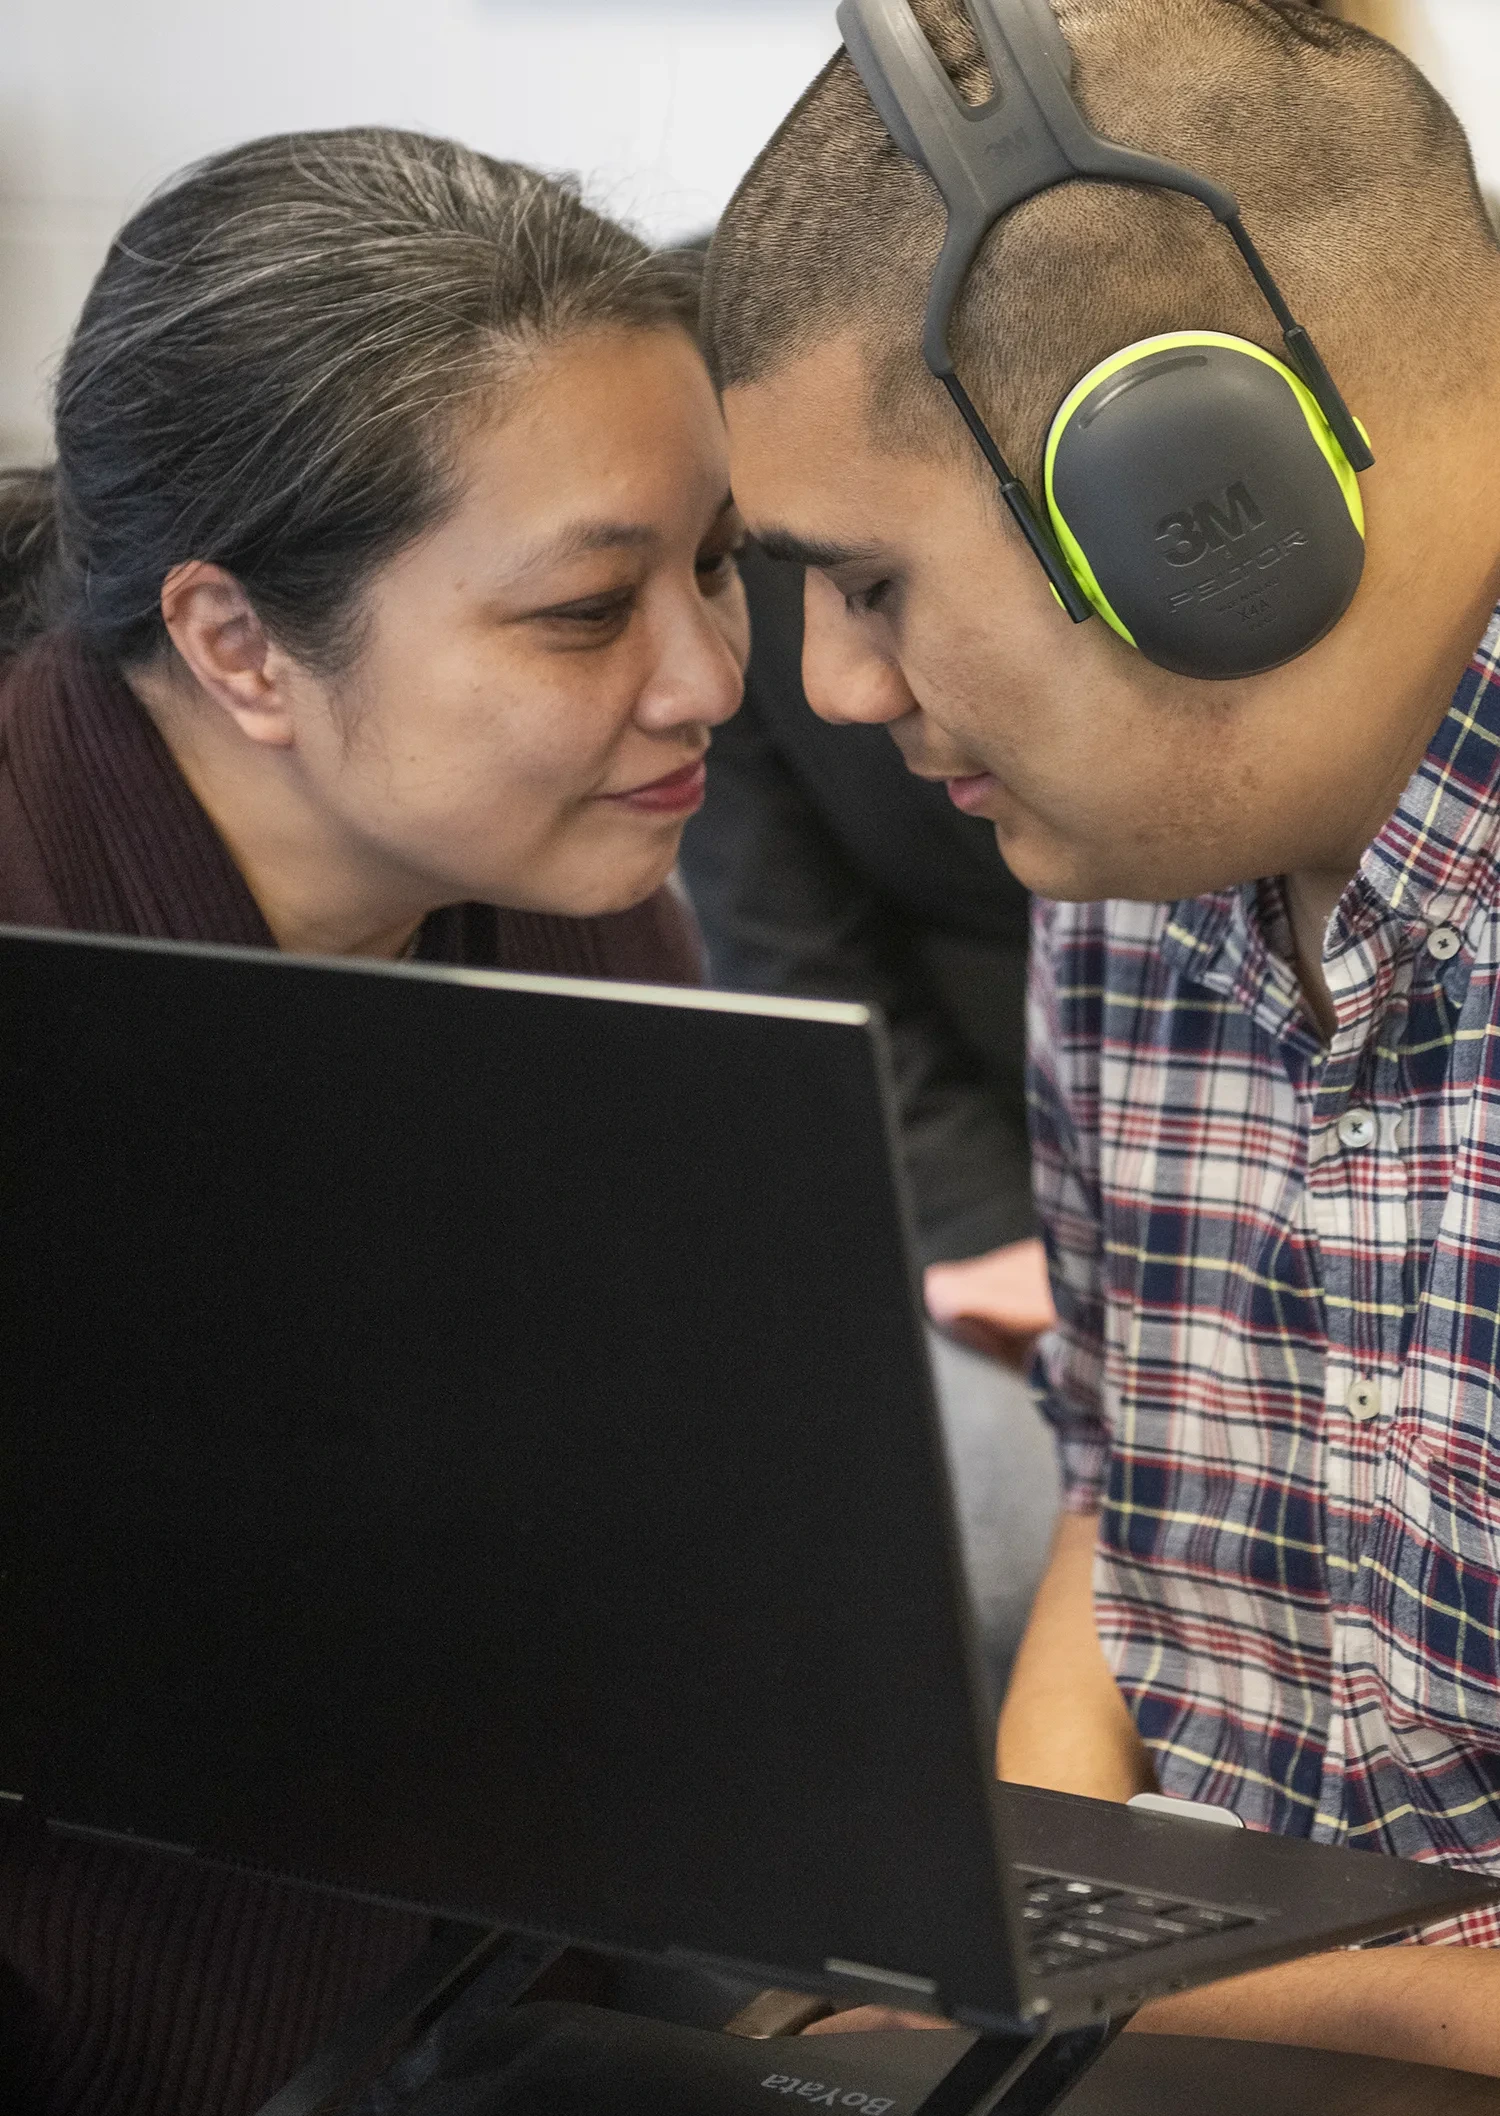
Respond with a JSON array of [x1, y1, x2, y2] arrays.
[[636, 598, 746, 733], [802, 570, 915, 729]]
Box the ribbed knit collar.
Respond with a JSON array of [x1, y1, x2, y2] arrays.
[[1, 631, 275, 946]]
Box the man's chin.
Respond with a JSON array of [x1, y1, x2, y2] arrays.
[[993, 822, 1233, 906]]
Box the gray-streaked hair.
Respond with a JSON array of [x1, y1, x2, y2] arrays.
[[0, 127, 699, 669]]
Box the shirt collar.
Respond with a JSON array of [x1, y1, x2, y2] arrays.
[[1164, 601, 1500, 1006], [1359, 603, 1500, 933]]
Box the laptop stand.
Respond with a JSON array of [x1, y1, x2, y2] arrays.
[[251, 1927, 1119, 2116], [910, 2018, 1117, 2116]]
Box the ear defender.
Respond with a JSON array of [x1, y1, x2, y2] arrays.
[[837, 0, 1375, 678], [1044, 332, 1366, 681]]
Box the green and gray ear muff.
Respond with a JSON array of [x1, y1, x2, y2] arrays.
[[1044, 331, 1366, 679], [837, 0, 1375, 682]]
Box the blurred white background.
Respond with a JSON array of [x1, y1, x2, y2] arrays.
[[1, 0, 1496, 465]]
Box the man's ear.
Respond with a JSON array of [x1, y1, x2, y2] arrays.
[[160, 562, 299, 749]]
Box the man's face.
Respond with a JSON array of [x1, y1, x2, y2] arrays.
[[725, 333, 1424, 903]]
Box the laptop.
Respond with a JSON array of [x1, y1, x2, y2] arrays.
[[0, 923, 1492, 2056]]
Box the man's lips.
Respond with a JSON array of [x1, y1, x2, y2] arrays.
[[598, 758, 707, 816], [943, 771, 1000, 816], [895, 753, 1002, 819]]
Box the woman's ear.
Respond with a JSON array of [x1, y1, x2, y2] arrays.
[[160, 562, 298, 748]]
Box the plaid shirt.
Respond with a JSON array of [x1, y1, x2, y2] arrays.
[[1032, 605, 1500, 1944]]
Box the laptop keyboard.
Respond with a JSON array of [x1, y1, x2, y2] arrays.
[[1019, 1872, 1254, 1978]]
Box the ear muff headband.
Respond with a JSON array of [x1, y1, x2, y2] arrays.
[[836, 0, 1376, 677], [1043, 332, 1368, 679]]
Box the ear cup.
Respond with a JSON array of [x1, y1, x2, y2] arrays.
[[1044, 332, 1366, 680]]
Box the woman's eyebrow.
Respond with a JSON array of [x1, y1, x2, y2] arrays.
[[506, 519, 660, 578], [502, 493, 738, 580], [751, 528, 883, 570]]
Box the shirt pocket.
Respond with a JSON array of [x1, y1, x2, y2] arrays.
[[1362, 1426, 1500, 1753]]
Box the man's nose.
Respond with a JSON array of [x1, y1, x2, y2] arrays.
[[801, 571, 917, 728]]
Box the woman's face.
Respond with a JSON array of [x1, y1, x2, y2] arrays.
[[284, 325, 749, 920]]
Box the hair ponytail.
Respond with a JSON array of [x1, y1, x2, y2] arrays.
[[0, 467, 61, 665]]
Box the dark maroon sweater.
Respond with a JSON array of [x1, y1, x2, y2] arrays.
[[0, 632, 702, 2116]]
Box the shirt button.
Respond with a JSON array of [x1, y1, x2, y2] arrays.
[[1346, 1376, 1381, 1422], [1427, 925, 1462, 962], [1336, 1106, 1377, 1151]]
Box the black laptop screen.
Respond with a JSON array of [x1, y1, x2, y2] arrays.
[[0, 929, 1020, 2023]]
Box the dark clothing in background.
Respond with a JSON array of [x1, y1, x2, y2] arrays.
[[680, 547, 1032, 1266], [0, 630, 700, 2116]]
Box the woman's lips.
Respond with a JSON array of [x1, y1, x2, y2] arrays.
[[944, 772, 999, 816], [600, 758, 707, 816]]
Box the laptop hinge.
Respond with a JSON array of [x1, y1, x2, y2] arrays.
[[823, 1957, 1044, 2037], [821, 1956, 941, 2010]]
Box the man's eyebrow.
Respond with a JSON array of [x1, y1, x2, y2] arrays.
[[752, 529, 883, 571]]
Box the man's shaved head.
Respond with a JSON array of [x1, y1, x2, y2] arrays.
[[706, 0, 1497, 486]]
